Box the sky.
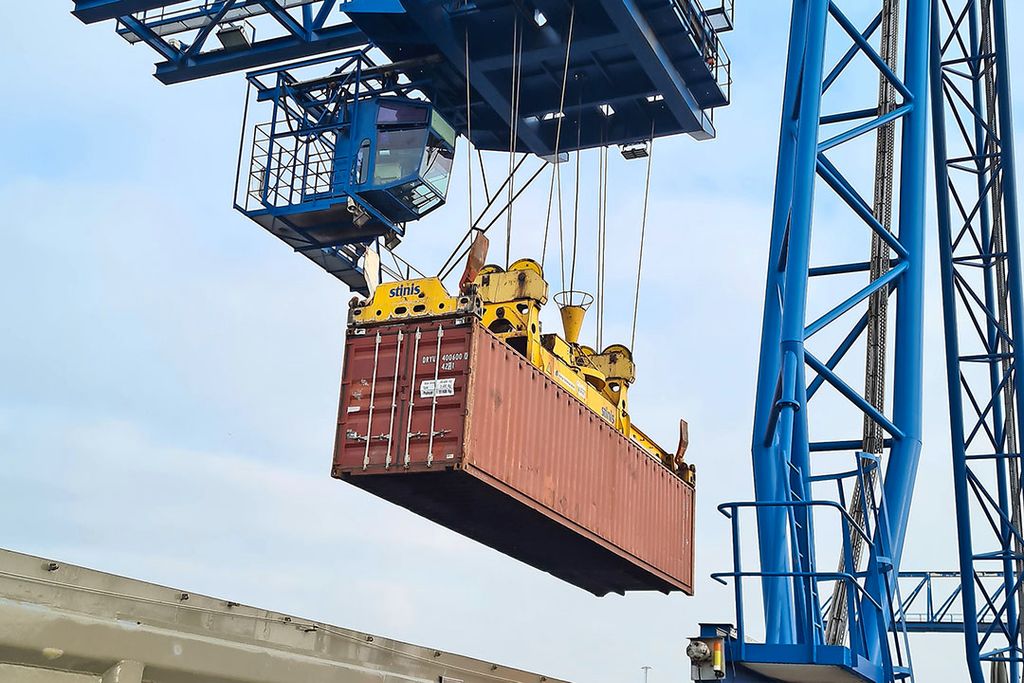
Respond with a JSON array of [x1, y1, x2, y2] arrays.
[[2, 2, 1024, 682]]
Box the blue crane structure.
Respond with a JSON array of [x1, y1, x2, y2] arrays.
[[933, 0, 1024, 678], [73, 0, 732, 293], [892, 571, 1003, 634], [68, 1, 1023, 682], [687, 1, 1024, 682]]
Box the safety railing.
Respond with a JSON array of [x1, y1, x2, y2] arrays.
[[673, 0, 733, 106], [235, 49, 381, 216], [714, 501, 894, 663], [696, 0, 735, 32], [243, 123, 339, 212], [713, 449, 914, 679]]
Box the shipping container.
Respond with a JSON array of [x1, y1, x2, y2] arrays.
[[332, 317, 695, 595]]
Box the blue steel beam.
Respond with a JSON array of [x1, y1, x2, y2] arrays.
[[594, 0, 716, 141], [253, 0, 307, 38], [370, 1, 553, 156], [153, 22, 366, 84], [72, 0, 176, 23], [182, 1, 239, 59], [115, 1, 320, 43], [74, 0, 732, 151], [73, 0, 367, 85], [835, 571, 1002, 633]]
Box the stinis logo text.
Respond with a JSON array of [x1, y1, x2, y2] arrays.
[[389, 284, 422, 297]]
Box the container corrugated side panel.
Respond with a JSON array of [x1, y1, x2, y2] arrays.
[[463, 329, 695, 594]]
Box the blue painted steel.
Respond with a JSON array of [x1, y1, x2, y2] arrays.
[[344, 0, 732, 155], [233, 51, 456, 293], [72, 0, 171, 23], [887, 571, 1003, 633], [75, 2, 368, 84], [154, 22, 368, 84], [73, 1, 733, 155], [931, 0, 1024, 680], [725, 0, 932, 679]]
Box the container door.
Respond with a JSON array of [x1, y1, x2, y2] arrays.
[[335, 326, 410, 472], [396, 320, 471, 471]]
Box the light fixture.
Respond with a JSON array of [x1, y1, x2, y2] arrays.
[[216, 23, 252, 50], [599, 103, 615, 116], [533, 9, 548, 27], [540, 151, 570, 164], [619, 141, 651, 160], [646, 94, 664, 103], [348, 198, 372, 228]]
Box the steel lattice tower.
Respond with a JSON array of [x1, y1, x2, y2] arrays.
[[932, 0, 1024, 680], [712, 0, 932, 680]]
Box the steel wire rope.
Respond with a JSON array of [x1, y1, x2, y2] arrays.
[[630, 123, 656, 351], [505, 15, 524, 268], [466, 28, 475, 241], [437, 160, 549, 281], [439, 6, 574, 283], [436, 155, 529, 279], [541, 4, 577, 273], [596, 143, 609, 350], [477, 149, 492, 203], [568, 106, 582, 293]]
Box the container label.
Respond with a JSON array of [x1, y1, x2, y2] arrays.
[[420, 378, 456, 398], [422, 352, 469, 372], [553, 368, 588, 399]]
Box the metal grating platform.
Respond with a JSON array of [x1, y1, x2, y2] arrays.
[[115, 0, 320, 43]]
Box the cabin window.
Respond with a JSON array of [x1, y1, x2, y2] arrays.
[[420, 133, 454, 196], [374, 128, 428, 184], [377, 102, 429, 126], [355, 139, 371, 184], [392, 179, 443, 215]]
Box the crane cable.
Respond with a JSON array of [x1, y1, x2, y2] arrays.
[[440, 6, 572, 282], [541, 4, 577, 274], [478, 149, 491, 202], [437, 155, 530, 277], [596, 143, 609, 350], [437, 159, 548, 281], [568, 116, 582, 292], [630, 124, 656, 351], [465, 29, 474, 239], [505, 16, 524, 268]]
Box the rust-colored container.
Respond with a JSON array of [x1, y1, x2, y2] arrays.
[[332, 317, 695, 595]]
